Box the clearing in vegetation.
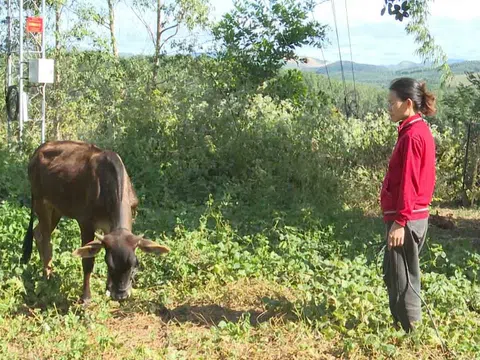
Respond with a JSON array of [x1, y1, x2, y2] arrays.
[[0, 183, 479, 359]]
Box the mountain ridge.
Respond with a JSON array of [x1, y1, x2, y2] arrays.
[[285, 57, 478, 87], [286, 57, 469, 71]]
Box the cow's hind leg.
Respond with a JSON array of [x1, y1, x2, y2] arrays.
[[33, 200, 61, 279]]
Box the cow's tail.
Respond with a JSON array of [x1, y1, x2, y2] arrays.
[[21, 198, 35, 264]]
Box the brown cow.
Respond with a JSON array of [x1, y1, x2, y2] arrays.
[[21, 140, 170, 303]]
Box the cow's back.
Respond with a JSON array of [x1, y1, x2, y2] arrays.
[[29, 141, 111, 219]]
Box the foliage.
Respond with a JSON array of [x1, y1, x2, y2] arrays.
[[212, 0, 327, 89], [438, 73, 480, 205], [380, 0, 453, 86], [381, 0, 411, 21], [130, 0, 210, 32], [126, 0, 211, 70], [302, 71, 388, 118]]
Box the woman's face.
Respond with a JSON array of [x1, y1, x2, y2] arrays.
[[387, 90, 412, 123]]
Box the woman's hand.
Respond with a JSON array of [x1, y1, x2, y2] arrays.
[[388, 222, 405, 250]]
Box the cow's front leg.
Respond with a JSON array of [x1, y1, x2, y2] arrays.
[[81, 257, 95, 304], [79, 224, 95, 304]]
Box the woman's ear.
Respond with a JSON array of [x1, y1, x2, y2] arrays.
[[406, 98, 414, 110]]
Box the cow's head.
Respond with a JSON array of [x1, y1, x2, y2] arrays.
[[72, 229, 169, 301]]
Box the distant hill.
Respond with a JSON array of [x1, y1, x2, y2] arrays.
[[448, 58, 467, 64], [315, 61, 395, 87], [319, 60, 390, 73], [285, 58, 480, 88], [388, 61, 419, 71]]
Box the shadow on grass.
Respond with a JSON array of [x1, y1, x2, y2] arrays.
[[111, 297, 298, 328]]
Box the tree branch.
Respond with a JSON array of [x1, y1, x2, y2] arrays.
[[128, 4, 156, 46], [159, 23, 179, 37], [99, 21, 110, 31], [63, 5, 110, 30], [159, 24, 179, 51]]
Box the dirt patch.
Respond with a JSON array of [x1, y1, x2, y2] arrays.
[[160, 303, 269, 326], [98, 279, 332, 359], [107, 278, 299, 328], [153, 278, 299, 327], [104, 313, 167, 352], [430, 207, 480, 244], [101, 312, 339, 360], [219, 278, 298, 310]]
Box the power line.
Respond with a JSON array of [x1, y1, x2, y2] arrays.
[[320, 46, 332, 92], [331, 0, 349, 118], [310, 5, 333, 92], [344, 0, 358, 110]]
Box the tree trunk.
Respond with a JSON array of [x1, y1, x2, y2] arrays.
[[152, 0, 162, 84], [107, 0, 118, 57], [53, 1, 62, 140], [471, 146, 480, 207]]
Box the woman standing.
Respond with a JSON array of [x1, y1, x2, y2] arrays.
[[381, 77, 436, 332]]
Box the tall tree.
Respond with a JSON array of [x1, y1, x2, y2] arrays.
[[47, 0, 113, 139], [107, 0, 119, 57], [128, 0, 210, 83], [53, 0, 64, 139], [154, 0, 162, 81], [213, 0, 327, 88]]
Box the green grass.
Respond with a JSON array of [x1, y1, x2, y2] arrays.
[[0, 197, 479, 359]]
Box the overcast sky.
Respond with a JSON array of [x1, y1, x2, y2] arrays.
[[111, 0, 480, 65]]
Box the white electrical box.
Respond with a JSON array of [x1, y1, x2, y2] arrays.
[[28, 59, 55, 84], [21, 91, 29, 122]]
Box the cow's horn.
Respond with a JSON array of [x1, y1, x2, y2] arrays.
[[94, 232, 105, 241]]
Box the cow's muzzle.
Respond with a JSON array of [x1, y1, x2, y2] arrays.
[[110, 288, 131, 301]]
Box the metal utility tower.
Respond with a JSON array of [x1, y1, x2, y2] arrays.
[[5, 0, 54, 146]]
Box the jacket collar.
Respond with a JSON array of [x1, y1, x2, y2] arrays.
[[398, 113, 423, 134]]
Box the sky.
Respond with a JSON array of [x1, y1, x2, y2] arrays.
[[110, 0, 480, 65]]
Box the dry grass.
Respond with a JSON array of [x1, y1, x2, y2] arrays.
[[430, 206, 480, 247], [100, 314, 338, 360], [94, 279, 340, 359]]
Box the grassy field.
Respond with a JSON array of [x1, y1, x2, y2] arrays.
[[0, 195, 479, 359]]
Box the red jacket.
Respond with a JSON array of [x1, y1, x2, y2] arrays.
[[380, 113, 436, 226]]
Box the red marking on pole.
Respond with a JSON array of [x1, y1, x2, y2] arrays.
[[26, 17, 43, 33]]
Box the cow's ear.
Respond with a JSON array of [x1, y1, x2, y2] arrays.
[[137, 238, 170, 255], [72, 240, 104, 258]]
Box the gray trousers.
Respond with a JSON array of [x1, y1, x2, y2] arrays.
[[382, 218, 428, 332]]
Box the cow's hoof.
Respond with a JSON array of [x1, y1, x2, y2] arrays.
[[78, 297, 91, 307], [43, 267, 54, 280]]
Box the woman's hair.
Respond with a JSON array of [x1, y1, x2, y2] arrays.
[[389, 77, 436, 116]]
